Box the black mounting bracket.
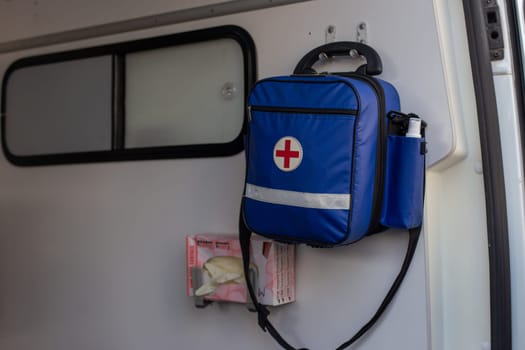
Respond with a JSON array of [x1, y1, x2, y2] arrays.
[[483, 0, 505, 60]]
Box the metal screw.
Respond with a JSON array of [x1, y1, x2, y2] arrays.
[[359, 23, 366, 30], [327, 25, 335, 34], [318, 52, 329, 62]]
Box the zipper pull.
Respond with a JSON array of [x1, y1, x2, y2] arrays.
[[247, 105, 252, 122]]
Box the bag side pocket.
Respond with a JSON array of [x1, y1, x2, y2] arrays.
[[380, 135, 425, 229]]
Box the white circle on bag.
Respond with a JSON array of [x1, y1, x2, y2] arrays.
[[273, 136, 303, 172]]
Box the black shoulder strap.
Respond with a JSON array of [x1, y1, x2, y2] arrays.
[[239, 135, 426, 349], [335, 226, 421, 349], [239, 213, 422, 350]]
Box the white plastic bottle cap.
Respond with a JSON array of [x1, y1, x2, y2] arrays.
[[406, 118, 422, 138]]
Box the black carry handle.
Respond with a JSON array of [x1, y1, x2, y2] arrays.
[[293, 41, 383, 76]]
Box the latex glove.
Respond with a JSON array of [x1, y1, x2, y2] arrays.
[[195, 256, 245, 296]]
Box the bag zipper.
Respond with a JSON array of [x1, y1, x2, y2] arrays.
[[339, 73, 387, 234], [249, 105, 358, 115]]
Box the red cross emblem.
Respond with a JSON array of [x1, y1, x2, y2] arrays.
[[273, 136, 303, 172]]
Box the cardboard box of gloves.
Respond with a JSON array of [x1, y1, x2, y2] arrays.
[[186, 234, 295, 306]]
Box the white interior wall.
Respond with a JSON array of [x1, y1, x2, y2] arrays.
[[0, 0, 225, 43], [0, 1, 491, 349]]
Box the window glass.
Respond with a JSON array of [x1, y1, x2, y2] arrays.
[[5, 56, 113, 156], [125, 39, 244, 148]]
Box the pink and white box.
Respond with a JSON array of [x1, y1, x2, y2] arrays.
[[186, 234, 295, 306]]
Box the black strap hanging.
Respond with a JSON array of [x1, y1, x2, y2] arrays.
[[238, 148, 426, 349], [239, 217, 421, 350]]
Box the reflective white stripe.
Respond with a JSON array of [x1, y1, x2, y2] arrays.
[[245, 184, 350, 210]]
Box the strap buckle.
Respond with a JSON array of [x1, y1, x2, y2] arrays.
[[257, 306, 270, 331]]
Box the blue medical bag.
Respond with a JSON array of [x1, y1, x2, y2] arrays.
[[239, 42, 426, 350]]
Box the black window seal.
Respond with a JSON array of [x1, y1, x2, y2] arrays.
[[506, 0, 525, 181], [462, 1, 512, 349], [0, 24, 256, 166]]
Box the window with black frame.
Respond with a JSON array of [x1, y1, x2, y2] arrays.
[[1, 25, 256, 166]]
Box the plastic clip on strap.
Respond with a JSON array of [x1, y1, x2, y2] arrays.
[[239, 154, 426, 350]]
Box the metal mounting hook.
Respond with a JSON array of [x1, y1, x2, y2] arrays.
[[357, 22, 368, 44], [325, 24, 336, 43]]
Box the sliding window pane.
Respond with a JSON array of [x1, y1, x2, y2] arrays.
[[124, 38, 244, 148], [5, 56, 113, 156]]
